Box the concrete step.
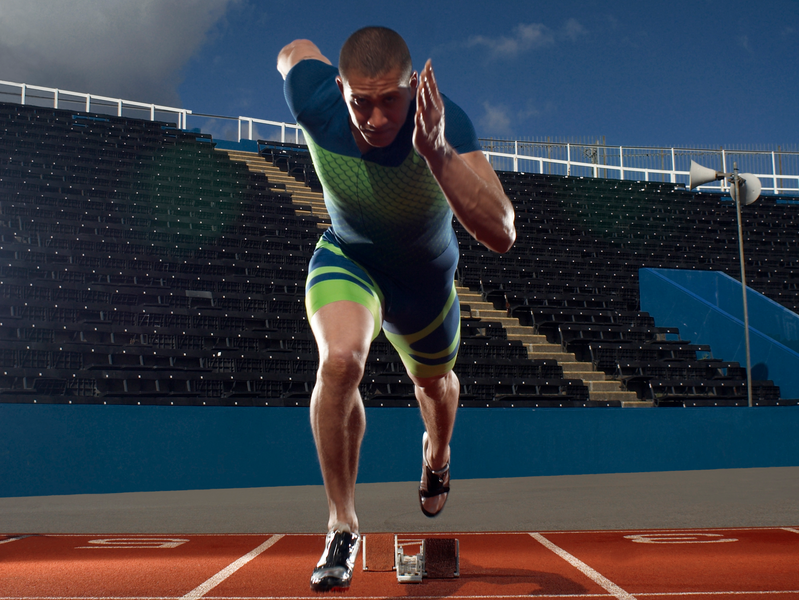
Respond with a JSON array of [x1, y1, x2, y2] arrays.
[[622, 400, 655, 408], [559, 361, 595, 372], [596, 391, 642, 402], [573, 371, 608, 382], [527, 351, 580, 362], [217, 148, 330, 224], [588, 380, 628, 392]]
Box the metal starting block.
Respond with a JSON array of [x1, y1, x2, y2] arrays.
[[363, 534, 459, 583], [395, 538, 426, 583]]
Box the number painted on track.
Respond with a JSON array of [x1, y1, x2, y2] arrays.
[[77, 537, 190, 549], [624, 533, 738, 544]]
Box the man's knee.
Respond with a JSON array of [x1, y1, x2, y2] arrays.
[[317, 343, 368, 390], [412, 370, 458, 401]]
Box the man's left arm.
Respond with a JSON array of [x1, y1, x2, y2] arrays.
[[414, 60, 516, 254]]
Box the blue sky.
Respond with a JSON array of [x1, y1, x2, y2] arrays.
[[2, 0, 797, 148]]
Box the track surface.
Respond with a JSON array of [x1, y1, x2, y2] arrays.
[[1, 528, 798, 599]]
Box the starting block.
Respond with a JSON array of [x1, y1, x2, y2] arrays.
[[363, 534, 459, 583]]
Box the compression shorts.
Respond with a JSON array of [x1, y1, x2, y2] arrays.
[[305, 231, 461, 379]]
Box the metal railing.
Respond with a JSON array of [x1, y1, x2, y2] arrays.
[[0, 79, 191, 129], [237, 116, 303, 145], [3, 78, 797, 195], [479, 140, 799, 195]]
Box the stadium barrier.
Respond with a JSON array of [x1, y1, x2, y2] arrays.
[[640, 268, 799, 399], [2, 403, 799, 497], [1, 78, 796, 194]]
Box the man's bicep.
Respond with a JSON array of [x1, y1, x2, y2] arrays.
[[277, 39, 332, 79]]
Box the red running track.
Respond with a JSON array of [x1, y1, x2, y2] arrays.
[[1, 528, 798, 599]]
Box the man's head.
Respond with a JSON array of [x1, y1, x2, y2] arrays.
[[339, 26, 413, 82], [336, 27, 417, 149]]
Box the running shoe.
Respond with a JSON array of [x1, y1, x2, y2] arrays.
[[310, 529, 361, 592], [419, 432, 450, 517]]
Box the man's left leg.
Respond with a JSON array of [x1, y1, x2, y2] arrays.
[[380, 267, 461, 517], [409, 370, 460, 517]]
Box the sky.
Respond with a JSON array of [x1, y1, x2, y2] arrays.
[[1, 0, 797, 149]]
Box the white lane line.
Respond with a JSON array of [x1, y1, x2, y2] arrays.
[[3, 594, 799, 599], [181, 534, 284, 600], [530, 532, 637, 600], [0, 535, 32, 545]]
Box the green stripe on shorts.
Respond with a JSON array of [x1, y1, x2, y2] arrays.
[[305, 268, 383, 341]]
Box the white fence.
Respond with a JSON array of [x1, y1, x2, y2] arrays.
[[2, 78, 797, 195], [479, 140, 799, 195], [0, 80, 191, 129]]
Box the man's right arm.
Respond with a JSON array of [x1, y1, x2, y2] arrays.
[[277, 39, 332, 80]]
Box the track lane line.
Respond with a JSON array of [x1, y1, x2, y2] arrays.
[[530, 532, 636, 600], [0, 535, 33, 545], [180, 534, 284, 599]]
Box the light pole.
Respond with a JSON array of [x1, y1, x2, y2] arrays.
[[689, 160, 761, 406]]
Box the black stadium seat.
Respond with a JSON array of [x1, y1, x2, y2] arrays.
[[2, 101, 798, 407]]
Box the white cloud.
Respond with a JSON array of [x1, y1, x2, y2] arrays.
[[478, 101, 514, 136], [562, 18, 588, 42], [467, 19, 587, 59], [477, 99, 551, 138], [0, 0, 234, 107], [468, 23, 555, 58]]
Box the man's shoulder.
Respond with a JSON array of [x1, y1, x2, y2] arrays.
[[284, 60, 341, 121], [441, 95, 481, 155]]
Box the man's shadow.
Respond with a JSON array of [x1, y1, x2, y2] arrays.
[[392, 557, 590, 597]]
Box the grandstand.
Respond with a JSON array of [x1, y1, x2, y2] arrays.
[[2, 82, 799, 415]]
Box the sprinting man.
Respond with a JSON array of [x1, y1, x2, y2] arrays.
[[277, 26, 516, 592]]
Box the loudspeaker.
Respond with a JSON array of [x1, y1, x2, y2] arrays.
[[730, 172, 762, 205], [689, 160, 723, 189]]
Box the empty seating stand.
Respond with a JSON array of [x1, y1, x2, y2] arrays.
[[0, 102, 323, 407], [3, 101, 797, 408], [454, 170, 799, 406]]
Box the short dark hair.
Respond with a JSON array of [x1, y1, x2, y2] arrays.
[[339, 26, 413, 81]]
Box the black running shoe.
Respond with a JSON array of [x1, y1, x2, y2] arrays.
[[419, 432, 450, 518], [310, 529, 361, 592]]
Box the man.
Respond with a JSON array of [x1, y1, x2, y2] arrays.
[[277, 27, 515, 592]]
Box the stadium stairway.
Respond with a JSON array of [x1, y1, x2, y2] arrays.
[[219, 149, 329, 227], [457, 288, 645, 406]]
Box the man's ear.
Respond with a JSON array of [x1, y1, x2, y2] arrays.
[[335, 76, 346, 98]]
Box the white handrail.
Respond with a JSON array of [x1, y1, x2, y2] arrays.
[[1, 78, 797, 195], [237, 116, 303, 144], [0, 79, 191, 129], [481, 150, 799, 195]]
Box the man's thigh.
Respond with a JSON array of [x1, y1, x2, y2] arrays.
[[305, 237, 384, 342], [381, 278, 461, 380]]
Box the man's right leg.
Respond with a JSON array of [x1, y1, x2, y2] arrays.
[[303, 235, 384, 591], [309, 299, 375, 534]]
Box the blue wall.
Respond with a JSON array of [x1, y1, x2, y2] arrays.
[[2, 403, 798, 498], [639, 268, 799, 399]]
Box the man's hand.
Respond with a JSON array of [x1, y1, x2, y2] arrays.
[[413, 60, 450, 167], [277, 39, 331, 80]]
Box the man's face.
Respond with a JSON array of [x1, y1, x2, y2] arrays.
[[337, 67, 417, 149]]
